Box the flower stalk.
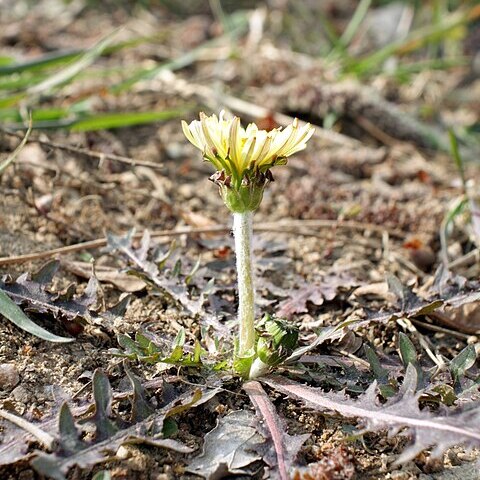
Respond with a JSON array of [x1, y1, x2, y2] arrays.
[[233, 211, 255, 358], [181, 111, 314, 378]]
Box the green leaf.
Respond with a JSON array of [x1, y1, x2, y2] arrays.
[[233, 351, 255, 379], [364, 344, 388, 382], [169, 328, 186, 362], [162, 418, 178, 438], [0, 49, 83, 75], [193, 340, 202, 364], [116, 334, 144, 357], [92, 472, 111, 480], [0, 290, 73, 343], [91, 370, 118, 441], [450, 344, 476, 384], [398, 332, 417, 367], [58, 403, 84, 454]]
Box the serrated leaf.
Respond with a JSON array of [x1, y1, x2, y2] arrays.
[[263, 365, 480, 463], [277, 271, 357, 319], [0, 262, 99, 324], [0, 290, 73, 343], [1, 370, 217, 476], [31, 260, 61, 285], [101, 294, 132, 322], [286, 319, 356, 363], [107, 230, 208, 315], [0, 409, 56, 451]]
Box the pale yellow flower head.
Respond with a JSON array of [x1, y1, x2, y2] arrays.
[[182, 111, 314, 212]]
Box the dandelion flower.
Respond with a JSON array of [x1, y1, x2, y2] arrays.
[[182, 111, 314, 212]]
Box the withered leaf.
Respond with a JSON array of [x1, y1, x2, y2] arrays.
[[186, 410, 263, 479], [355, 275, 480, 333], [0, 260, 97, 322], [0, 368, 220, 478], [263, 365, 480, 463], [277, 271, 357, 319], [107, 230, 211, 316], [62, 261, 146, 292]]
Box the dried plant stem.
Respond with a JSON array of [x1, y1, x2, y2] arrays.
[[233, 212, 256, 358], [0, 219, 408, 267]]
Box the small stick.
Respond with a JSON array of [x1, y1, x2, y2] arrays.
[[0, 127, 162, 170], [410, 317, 472, 341], [0, 219, 408, 266], [448, 248, 480, 269]]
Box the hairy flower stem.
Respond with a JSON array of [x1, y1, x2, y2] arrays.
[[233, 211, 256, 360]]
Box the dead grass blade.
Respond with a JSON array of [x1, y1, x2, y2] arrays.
[[0, 118, 31, 175]]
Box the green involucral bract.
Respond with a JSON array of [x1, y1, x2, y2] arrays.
[[220, 183, 265, 213]]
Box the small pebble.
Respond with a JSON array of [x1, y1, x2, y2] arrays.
[[11, 385, 29, 403], [0, 363, 20, 390], [18, 470, 35, 480]]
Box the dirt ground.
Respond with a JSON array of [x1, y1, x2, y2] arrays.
[[1, 1, 480, 479]]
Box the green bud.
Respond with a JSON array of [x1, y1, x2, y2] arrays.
[[256, 314, 298, 367]]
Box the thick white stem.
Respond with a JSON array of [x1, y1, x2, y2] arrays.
[[249, 357, 270, 379], [233, 211, 255, 357]]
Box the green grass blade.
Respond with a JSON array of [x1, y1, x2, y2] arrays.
[[0, 34, 166, 77], [0, 93, 27, 108], [345, 6, 480, 76], [70, 109, 187, 131], [0, 56, 15, 67], [0, 73, 50, 91], [340, 0, 372, 47], [0, 107, 73, 123], [390, 57, 469, 80], [440, 196, 468, 265], [0, 290, 73, 343], [113, 12, 248, 92], [0, 49, 84, 75], [27, 31, 118, 95]]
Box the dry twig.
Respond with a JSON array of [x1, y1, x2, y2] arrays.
[[0, 127, 162, 170], [0, 219, 407, 266]]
